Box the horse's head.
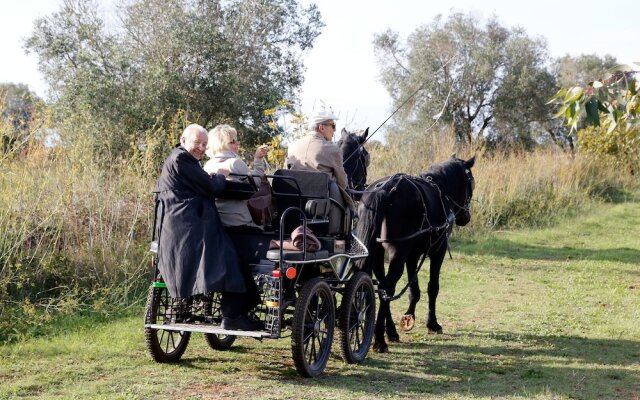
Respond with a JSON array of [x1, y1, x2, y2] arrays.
[[425, 155, 476, 226], [338, 127, 370, 194]]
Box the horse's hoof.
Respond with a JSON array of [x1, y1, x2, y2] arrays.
[[427, 327, 443, 334], [400, 314, 415, 331], [373, 342, 389, 353], [387, 332, 400, 342]]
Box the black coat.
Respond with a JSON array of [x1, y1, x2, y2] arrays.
[[153, 145, 245, 298]]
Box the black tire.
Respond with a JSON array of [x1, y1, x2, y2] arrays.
[[144, 284, 191, 362], [204, 333, 236, 350], [291, 277, 335, 377], [337, 272, 376, 363]]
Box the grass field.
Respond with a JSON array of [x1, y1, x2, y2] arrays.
[[1, 199, 639, 400]]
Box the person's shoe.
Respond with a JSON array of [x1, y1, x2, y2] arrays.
[[221, 315, 265, 331]]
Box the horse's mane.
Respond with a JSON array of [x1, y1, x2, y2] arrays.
[[420, 158, 462, 184]]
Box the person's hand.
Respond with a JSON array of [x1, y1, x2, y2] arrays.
[[212, 168, 229, 178], [254, 145, 269, 160]]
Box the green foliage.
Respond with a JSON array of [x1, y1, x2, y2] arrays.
[[25, 0, 324, 155], [373, 12, 555, 149], [578, 121, 640, 174], [549, 62, 639, 172], [0, 83, 46, 153]]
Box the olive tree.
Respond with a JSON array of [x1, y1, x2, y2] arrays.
[[373, 12, 555, 149], [26, 0, 323, 155]]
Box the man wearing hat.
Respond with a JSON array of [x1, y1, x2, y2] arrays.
[[286, 110, 355, 233]]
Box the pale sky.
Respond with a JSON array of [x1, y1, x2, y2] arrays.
[[2, 0, 638, 140]]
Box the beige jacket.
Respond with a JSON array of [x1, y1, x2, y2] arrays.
[[203, 151, 266, 227], [286, 132, 354, 210], [286, 132, 348, 189]]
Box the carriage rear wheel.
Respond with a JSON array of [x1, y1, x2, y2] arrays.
[[204, 333, 236, 350], [337, 271, 376, 363], [291, 277, 335, 377], [144, 284, 191, 362]]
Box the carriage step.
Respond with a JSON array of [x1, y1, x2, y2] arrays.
[[144, 323, 272, 338]]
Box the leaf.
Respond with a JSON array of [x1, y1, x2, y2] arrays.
[[584, 97, 600, 127], [546, 88, 567, 104], [565, 87, 584, 103]]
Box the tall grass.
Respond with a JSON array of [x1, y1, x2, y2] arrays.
[[0, 136, 155, 342], [0, 122, 638, 343], [368, 128, 639, 232]]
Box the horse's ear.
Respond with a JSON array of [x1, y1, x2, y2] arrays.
[[465, 154, 476, 169], [341, 127, 347, 134], [362, 127, 369, 140], [451, 153, 457, 159]]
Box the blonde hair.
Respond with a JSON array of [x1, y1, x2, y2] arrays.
[[207, 124, 238, 157]]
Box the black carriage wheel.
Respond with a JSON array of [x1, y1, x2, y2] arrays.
[[204, 333, 236, 351], [337, 272, 376, 363], [291, 277, 335, 377], [144, 284, 191, 362]]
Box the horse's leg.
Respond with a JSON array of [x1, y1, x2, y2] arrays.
[[371, 246, 389, 353], [381, 245, 407, 343], [373, 296, 390, 353], [426, 245, 446, 334], [400, 250, 422, 332]]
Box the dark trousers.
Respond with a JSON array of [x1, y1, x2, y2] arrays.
[[220, 225, 263, 318]]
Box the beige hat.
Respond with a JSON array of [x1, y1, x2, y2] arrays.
[[308, 109, 339, 126]]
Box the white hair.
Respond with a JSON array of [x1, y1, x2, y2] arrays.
[[181, 124, 207, 142]]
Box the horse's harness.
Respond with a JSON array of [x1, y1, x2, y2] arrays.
[[372, 174, 453, 244], [367, 171, 473, 302]]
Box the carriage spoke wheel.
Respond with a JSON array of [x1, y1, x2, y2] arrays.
[[337, 272, 376, 363], [144, 284, 191, 362], [291, 277, 335, 377], [204, 333, 236, 350]]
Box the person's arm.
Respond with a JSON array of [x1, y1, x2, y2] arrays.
[[176, 151, 226, 199]]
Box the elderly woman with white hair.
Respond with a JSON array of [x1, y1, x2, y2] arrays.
[[203, 124, 269, 228]]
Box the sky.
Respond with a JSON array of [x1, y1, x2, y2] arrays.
[[1, 0, 638, 140]]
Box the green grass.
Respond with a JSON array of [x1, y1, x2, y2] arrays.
[[1, 200, 639, 399]]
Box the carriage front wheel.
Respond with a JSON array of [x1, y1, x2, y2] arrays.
[[144, 284, 191, 362], [337, 271, 376, 363], [291, 277, 336, 377], [204, 333, 236, 350]]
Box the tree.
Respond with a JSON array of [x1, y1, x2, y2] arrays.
[[26, 0, 323, 155], [0, 83, 45, 153], [554, 54, 619, 88], [373, 12, 555, 149], [549, 63, 639, 172]]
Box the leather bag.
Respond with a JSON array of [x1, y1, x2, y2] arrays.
[[247, 175, 275, 226]]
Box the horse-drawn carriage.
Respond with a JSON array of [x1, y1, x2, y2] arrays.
[[143, 168, 376, 377], [143, 124, 477, 377]]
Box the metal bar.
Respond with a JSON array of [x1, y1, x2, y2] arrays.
[[144, 323, 272, 338]]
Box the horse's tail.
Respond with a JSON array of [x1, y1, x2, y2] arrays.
[[355, 186, 388, 276]]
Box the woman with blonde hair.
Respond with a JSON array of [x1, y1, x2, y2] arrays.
[[204, 124, 268, 228]]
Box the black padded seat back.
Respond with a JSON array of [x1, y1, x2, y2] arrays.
[[272, 169, 330, 198], [271, 169, 331, 233]]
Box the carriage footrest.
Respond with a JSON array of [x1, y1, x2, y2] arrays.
[[266, 249, 329, 262], [144, 323, 272, 338]]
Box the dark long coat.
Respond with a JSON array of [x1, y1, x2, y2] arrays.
[[153, 145, 245, 298]]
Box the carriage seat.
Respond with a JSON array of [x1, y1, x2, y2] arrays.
[[271, 169, 345, 236]]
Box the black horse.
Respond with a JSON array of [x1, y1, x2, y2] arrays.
[[356, 155, 476, 353], [338, 127, 370, 198]]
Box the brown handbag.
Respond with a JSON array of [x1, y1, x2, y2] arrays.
[[247, 175, 274, 226]]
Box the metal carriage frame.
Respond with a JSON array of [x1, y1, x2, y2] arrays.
[[143, 170, 376, 377]]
